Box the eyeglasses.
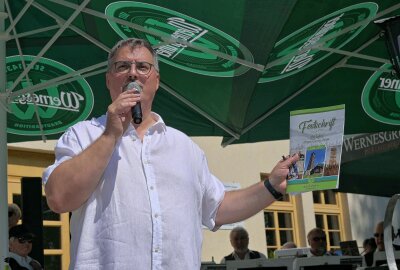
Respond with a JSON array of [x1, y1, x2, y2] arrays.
[[312, 236, 327, 242], [374, 233, 384, 238], [113, 61, 154, 75], [17, 238, 33, 244]]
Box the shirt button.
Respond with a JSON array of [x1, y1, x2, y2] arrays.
[[154, 249, 158, 253], [154, 214, 159, 218], [150, 186, 154, 190]]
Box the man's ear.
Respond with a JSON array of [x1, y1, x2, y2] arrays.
[[155, 72, 160, 91], [106, 72, 111, 90]]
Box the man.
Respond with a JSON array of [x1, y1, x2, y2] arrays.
[[307, 228, 328, 256], [43, 38, 299, 270], [6, 224, 42, 270], [373, 220, 400, 252], [221, 227, 267, 263], [374, 221, 386, 252], [8, 203, 22, 229]]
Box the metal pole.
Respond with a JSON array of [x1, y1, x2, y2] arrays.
[[0, 0, 8, 268]]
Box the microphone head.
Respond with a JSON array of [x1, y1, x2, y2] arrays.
[[125, 81, 142, 93]]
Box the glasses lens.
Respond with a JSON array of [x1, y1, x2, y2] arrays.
[[114, 61, 131, 73], [374, 233, 384, 238], [136, 62, 151, 75], [114, 61, 152, 75]]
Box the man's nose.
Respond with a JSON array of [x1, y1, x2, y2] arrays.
[[128, 64, 138, 78]]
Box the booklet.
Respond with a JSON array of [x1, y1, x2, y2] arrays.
[[287, 104, 345, 194]]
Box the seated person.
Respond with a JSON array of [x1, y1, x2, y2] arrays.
[[374, 220, 400, 252], [281, 241, 297, 249], [362, 237, 377, 266], [8, 203, 22, 229], [6, 224, 42, 270], [307, 227, 330, 256], [221, 226, 267, 263]]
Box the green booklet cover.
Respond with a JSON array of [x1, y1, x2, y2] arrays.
[[287, 105, 345, 194]]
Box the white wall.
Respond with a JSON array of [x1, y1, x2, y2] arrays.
[[348, 194, 400, 247], [192, 137, 290, 263]]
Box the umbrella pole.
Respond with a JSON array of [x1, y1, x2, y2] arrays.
[[0, 0, 8, 268]]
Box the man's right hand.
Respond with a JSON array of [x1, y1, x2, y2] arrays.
[[104, 89, 140, 139]]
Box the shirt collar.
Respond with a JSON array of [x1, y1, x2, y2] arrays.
[[92, 112, 167, 135]]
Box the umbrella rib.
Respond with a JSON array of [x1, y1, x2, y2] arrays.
[[47, 0, 264, 72], [10, 68, 106, 102], [8, 25, 59, 41], [340, 64, 392, 73], [223, 32, 382, 146], [31, 1, 111, 53], [159, 82, 240, 139], [5, 0, 46, 141], [10, 61, 107, 99], [5, 0, 33, 35], [7, 0, 92, 94], [317, 47, 390, 64], [265, 3, 400, 71]]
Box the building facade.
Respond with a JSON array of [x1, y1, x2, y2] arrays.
[[6, 138, 399, 269]]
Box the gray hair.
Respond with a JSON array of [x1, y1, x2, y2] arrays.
[[8, 203, 21, 219], [107, 38, 159, 72], [230, 226, 249, 239]]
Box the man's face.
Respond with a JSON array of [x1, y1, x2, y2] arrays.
[[9, 237, 33, 257], [308, 231, 327, 256], [374, 223, 385, 251], [106, 45, 160, 104], [230, 231, 249, 253]]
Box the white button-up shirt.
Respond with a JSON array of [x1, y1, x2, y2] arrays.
[[43, 113, 225, 270]]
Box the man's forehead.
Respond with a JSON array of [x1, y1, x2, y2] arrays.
[[116, 45, 152, 58]]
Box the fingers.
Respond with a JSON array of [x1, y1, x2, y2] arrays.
[[280, 153, 299, 166], [109, 90, 140, 116]]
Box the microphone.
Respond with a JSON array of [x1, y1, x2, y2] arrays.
[[125, 81, 142, 124]]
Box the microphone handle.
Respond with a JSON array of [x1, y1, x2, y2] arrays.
[[132, 101, 142, 124]]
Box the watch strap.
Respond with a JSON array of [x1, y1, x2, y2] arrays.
[[264, 179, 283, 200]]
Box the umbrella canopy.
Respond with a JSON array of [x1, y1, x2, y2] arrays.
[[3, 2, 400, 192]]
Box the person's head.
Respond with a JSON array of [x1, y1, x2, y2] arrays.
[[281, 241, 297, 249], [230, 227, 249, 253], [106, 38, 160, 108], [307, 228, 327, 256], [374, 221, 395, 251], [8, 203, 21, 228], [363, 237, 377, 254], [9, 224, 35, 257]]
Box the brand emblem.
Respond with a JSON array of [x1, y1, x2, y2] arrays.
[[7, 55, 94, 135], [259, 3, 378, 83], [105, 1, 253, 77]]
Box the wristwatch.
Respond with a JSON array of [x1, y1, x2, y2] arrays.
[[264, 179, 283, 200]]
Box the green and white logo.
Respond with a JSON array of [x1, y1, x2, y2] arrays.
[[7, 55, 94, 135], [362, 63, 400, 125], [105, 1, 253, 77], [259, 2, 378, 83]]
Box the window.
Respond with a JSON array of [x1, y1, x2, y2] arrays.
[[264, 211, 295, 258], [313, 190, 343, 252], [261, 173, 298, 258]]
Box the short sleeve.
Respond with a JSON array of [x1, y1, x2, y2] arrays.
[[42, 127, 83, 185], [200, 154, 225, 230]]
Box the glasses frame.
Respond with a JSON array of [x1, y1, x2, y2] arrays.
[[312, 236, 327, 242], [374, 233, 384, 238], [112, 60, 154, 75], [17, 238, 33, 244]]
